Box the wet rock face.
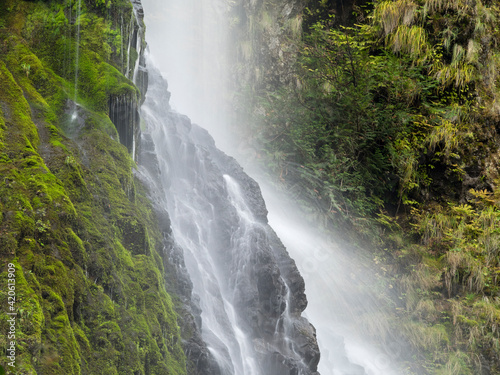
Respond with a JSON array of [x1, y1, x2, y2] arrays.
[[135, 54, 149, 104], [232, 0, 368, 94], [108, 0, 148, 154], [161, 108, 320, 374], [136, 120, 219, 375], [133, 0, 320, 369], [232, 0, 308, 92], [136, 63, 320, 373], [108, 94, 140, 153]]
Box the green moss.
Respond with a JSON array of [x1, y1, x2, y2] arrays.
[[0, 260, 45, 374], [0, 1, 187, 374], [0, 61, 39, 153]]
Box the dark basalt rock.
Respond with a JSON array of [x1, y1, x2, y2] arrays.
[[108, 94, 140, 154], [291, 317, 321, 370], [137, 133, 162, 179], [159, 104, 320, 374]]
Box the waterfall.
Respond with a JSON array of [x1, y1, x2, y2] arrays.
[[138, 64, 319, 375], [140, 0, 231, 148], [139, 0, 412, 374], [131, 5, 145, 86], [255, 179, 408, 375]]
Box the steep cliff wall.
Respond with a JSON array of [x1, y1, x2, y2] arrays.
[[231, 0, 306, 93], [0, 1, 186, 373]]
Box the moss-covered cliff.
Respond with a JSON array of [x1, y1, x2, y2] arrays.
[[0, 0, 186, 373]]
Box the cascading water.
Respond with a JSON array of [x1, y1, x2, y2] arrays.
[[126, 1, 145, 85], [138, 63, 320, 375], [131, 9, 145, 85], [254, 178, 409, 375], [127, 2, 145, 159], [140, 0, 414, 374], [140, 0, 231, 148]]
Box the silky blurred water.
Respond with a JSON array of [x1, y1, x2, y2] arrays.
[[140, 0, 408, 373]]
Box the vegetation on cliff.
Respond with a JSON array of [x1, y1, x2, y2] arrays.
[[0, 0, 186, 373], [236, 0, 500, 373]]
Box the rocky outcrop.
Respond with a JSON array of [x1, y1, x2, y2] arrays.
[[213, 141, 321, 374], [137, 64, 320, 374]]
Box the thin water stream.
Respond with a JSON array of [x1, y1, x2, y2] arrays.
[[72, 0, 82, 120]]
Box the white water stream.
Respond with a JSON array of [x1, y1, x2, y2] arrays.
[[140, 64, 315, 374], [141, 0, 408, 374], [71, 0, 82, 120]]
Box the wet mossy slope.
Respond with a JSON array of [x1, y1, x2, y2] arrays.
[[0, 0, 186, 374]]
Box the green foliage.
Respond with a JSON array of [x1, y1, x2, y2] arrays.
[[246, 0, 500, 229], [21, 62, 31, 77], [386, 196, 500, 373], [246, 22, 439, 227], [237, 0, 500, 373]]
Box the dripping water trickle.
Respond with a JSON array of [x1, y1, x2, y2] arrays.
[[125, 11, 135, 79], [72, 0, 82, 121]]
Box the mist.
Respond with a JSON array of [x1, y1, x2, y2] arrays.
[[141, 0, 408, 373], [141, 0, 232, 150]]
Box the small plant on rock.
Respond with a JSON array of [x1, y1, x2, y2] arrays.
[[21, 62, 30, 77]]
